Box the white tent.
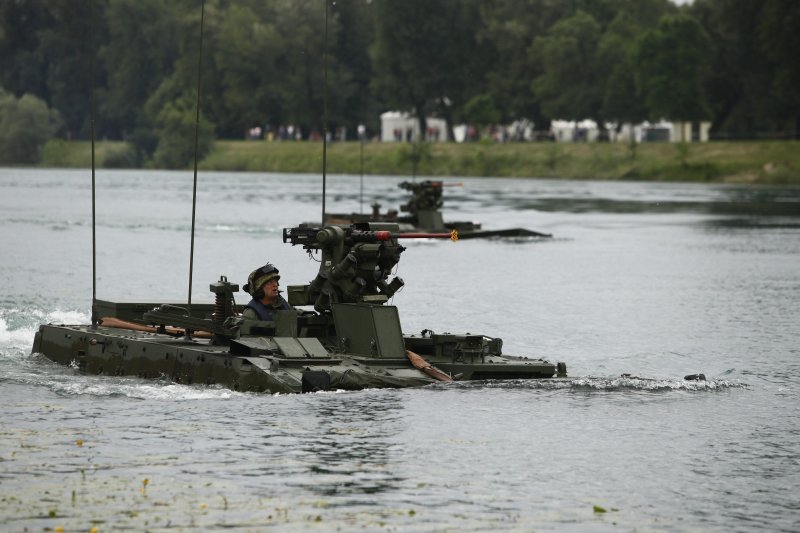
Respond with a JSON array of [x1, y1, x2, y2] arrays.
[[550, 119, 601, 142], [610, 120, 710, 143], [380, 111, 447, 142]]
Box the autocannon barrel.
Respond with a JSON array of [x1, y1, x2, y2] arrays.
[[350, 230, 457, 242], [283, 225, 457, 247]]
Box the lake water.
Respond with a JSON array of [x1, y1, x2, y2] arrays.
[[1, 167, 799, 531]]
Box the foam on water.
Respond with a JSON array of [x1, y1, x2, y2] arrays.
[[45, 376, 246, 401], [443, 375, 747, 392], [1, 308, 88, 357], [13, 356, 248, 402], [566, 375, 747, 391]]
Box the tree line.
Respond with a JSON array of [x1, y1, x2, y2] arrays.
[[1, 0, 798, 167]]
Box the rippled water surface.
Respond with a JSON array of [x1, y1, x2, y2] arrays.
[[1, 168, 799, 531]]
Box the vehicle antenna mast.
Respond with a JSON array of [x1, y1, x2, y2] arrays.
[[90, 4, 98, 329], [321, 0, 330, 224], [186, 0, 206, 324], [360, 138, 364, 214]]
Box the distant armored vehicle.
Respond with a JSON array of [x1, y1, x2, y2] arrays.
[[324, 180, 552, 239]]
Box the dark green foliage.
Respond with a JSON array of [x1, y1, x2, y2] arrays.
[[633, 14, 712, 122], [372, 0, 488, 139], [0, 89, 63, 164], [689, 0, 800, 136], [101, 143, 138, 169], [0, 1, 52, 99], [478, 0, 574, 127], [599, 12, 649, 126], [532, 10, 604, 122], [757, 1, 800, 127], [151, 96, 215, 169], [128, 128, 159, 166], [101, 0, 183, 139], [396, 141, 432, 178], [463, 94, 501, 132], [0, 0, 106, 140]]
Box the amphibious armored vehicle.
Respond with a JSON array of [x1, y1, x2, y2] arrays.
[[32, 222, 566, 393], [324, 180, 552, 239]]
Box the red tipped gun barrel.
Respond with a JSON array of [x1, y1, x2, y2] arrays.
[[360, 230, 458, 242]]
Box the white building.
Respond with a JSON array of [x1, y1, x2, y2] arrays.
[[611, 120, 711, 143], [380, 111, 447, 142], [670, 121, 711, 142], [549, 119, 711, 143], [550, 119, 602, 142]]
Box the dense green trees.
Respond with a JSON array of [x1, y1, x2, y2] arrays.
[[101, 0, 183, 140], [633, 14, 712, 122], [690, 0, 800, 136], [0, 0, 797, 166], [372, 0, 489, 139], [0, 89, 63, 164], [531, 10, 605, 125]]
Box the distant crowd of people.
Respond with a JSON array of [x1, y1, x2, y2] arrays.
[[245, 121, 562, 143], [392, 126, 443, 142], [247, 124, 304, 142], [247, 123, 371, 142]]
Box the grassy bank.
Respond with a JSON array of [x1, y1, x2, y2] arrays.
[[40, 139, 800, 185]]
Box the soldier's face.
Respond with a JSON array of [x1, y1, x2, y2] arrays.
[[261, 278, 280, 303]]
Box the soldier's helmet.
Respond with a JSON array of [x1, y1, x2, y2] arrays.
[[243, 263, 280, 296]]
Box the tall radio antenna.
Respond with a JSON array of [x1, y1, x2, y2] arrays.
[[186, 0, 206, 324], [321, 0, 330, 224], [90, 4, 98, 329]]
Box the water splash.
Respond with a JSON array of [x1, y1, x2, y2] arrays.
[[1, 307, 89, 359], [0, 306, 260, 401]]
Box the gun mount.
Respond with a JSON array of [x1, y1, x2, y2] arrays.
[[283, 222, 454, 311], [399, 180, 445, 213]]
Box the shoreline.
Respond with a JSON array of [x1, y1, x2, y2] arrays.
[[37, 139, 800, 185]]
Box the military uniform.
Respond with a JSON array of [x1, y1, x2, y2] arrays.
[[242, 297, 291, 321]]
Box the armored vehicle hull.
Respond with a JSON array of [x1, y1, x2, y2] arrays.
[[323, 213, 550, 239], [33, 302, 561, 394]]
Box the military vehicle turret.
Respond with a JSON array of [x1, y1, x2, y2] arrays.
[[324, 180, 552, 239], [32, 222, 566, 393]]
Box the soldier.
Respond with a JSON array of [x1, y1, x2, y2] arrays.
[[241, 263, 291, 320]]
